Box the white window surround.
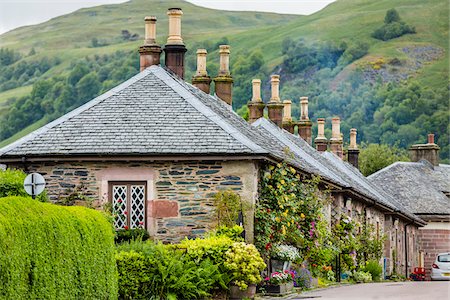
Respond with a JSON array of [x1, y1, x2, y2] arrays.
[[96, 167, 156, 203]]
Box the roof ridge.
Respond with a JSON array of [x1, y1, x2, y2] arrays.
[[0, 69, 152, 156], [149, 66, 266, 154]]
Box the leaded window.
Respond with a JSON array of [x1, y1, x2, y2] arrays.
[[110, 182, 146, 229]]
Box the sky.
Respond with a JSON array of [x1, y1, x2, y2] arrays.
[[0, 0, 335, 35]]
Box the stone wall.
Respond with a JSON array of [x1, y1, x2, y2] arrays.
[[419, 224, 450, 280], [11, 160, 259, 243]]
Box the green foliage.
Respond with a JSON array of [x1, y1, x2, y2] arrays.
[[372, 9, 416, 41], [0, 168, 47, 201], [0, 196, 118, 299], [359, 143, 409, 176], [116, 239, 230, 299], [352, 270, 372, 283], [115, 228, 150, 244], [213, 190, 243, 227], [255, 161, 331, 261], [211, 225, 245, 241], [360, 260, 382, 281], [224, 242, 266, 290], [176, 235, 234, 265]]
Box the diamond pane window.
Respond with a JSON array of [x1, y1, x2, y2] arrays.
[[110, 182, 146, 229]]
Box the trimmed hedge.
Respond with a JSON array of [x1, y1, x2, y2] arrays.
[[0, 196, 118, 299]]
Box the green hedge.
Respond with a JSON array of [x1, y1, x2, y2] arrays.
[[0, 169, 47, 201], [0, 196, 118, 299]]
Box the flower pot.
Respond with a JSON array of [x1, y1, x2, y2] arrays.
[[271, 259, 291, 272], [229, 284, 256, 300], [264, 281, 294, 294]]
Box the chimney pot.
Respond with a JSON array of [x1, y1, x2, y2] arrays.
[[283, 100, 292, 122], [218, 45, 231, 76], [347, 128, 360, 169], [315, 118, 328, 152], [166, 8, 184, 45], [428, 133, 435, 144], [410, 134, 440, 166], [192, 49, 211, 94], [269, 75, 280, 103], [330, 117, 343, 158], [300, 96, 309, 120], [349, 128, 358, 150], [251, 79, 262, 102], [144, 16, 157, 45], [139, 16, 162, 71]]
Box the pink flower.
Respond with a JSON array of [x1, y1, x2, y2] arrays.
[[139, 221, 144, 225]]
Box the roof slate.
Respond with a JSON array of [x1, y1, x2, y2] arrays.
[[0, 66, 267, 157], [368, 160, 450, 215]]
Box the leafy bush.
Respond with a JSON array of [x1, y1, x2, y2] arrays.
[[0, 169, 47, 201], [211, 225, 244, 241], [0, 196, 118, 299], [213, 190, 244, 227], [372, 9, 416, 41], [361, 260, 382, 281], [352, 270, 372, 283], [270, 244, 301, 262], [116, 240, 229, 299], [224, 242, 266, 290], [293, 267, 313, 288], [115, 228, 150, 244], [177, 235, 234, 265]]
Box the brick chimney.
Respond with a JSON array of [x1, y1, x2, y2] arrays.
[[298, 96, 313, 145], [409, 133, 440, 166], [347, 128, 360, 169], [267, 75, 284, 127], [192, 49, 211, 94], [213, 45, 233, 105], [330, 117, 343, 158], [282, 100, 294, 133], [315, 118, 328, 152], [139, 16, 162, 71], [247, 79, 265, 123], [163, 8, 187, 78]]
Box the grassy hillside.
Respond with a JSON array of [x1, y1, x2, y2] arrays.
[[0, 0, 448, 160]]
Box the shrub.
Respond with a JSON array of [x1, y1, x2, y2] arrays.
[[213, 190, 244, 227], [211, 224, 244, 241], [117, 240, 230, 299], [372, 8, 416, 41], [352, 270, 372, 283], [270, 244, 301, 262], [177, 235, 234, 265], [0, 196, 117, 299], [224, 242, 266, 290], [361, 260, 382, 281], [115, 228, 150, 244], [0, 169, 47, 201], [293, 267, 313, 288]]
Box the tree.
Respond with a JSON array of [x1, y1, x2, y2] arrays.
[[359, 143, 409, 176], [76, 72, 101, 102], [384, 9, 401, 24]]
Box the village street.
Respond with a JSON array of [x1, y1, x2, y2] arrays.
[[261, 282, 450, 300]]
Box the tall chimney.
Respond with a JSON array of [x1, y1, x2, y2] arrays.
[[267, 75, 284, 127], [213, 45, 233, 105], [139, 16, 162, 71], [298, 96, 313, 145], [330, 117, 343, 158], [192, 49, 211, 94], [164, 8, 187, 78], [409, 133, 440, 166], [315, 118, 328, 152], [247, 79, 265, 123], [282, 100, 294, 133], [347, 128, 360, 169]]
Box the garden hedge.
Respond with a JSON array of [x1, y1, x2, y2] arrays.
[[0, 196, 118, 299]]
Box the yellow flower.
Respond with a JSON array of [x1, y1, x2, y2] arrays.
[[282, 225, 286, 235], [287, 221, 291, 227], [275, 217, 280, 222], [290, 167, 296, 174], [301, 213, 305, 218], [280, 204, 284, 209], [280, 179, 285, 185]]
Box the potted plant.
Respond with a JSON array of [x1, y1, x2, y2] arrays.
[[224, 242, 266, 300], [270, 244, 300, 272], [262, 270, 295, 294]]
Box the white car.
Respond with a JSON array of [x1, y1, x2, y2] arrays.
[[431, 252, 450, 280]]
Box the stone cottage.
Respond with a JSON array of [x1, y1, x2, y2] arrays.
[[369, 135, 450, 279], [0, 8, 425, 277]]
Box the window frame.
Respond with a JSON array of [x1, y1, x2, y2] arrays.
[[109, 181, 147, 229]]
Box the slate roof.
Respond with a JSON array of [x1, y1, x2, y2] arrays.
[[369, 160, 450, 215], [252, 119, 424, 224], [0, 66, 267, 157]]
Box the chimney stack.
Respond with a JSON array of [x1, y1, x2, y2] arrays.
[[347, 128, 360, 169], [410, 133, 440, 166], [282, 100, 294, 133], [315, 118, 328, 152], [330, 117, 343, 158], [164, 8, 187, 78], [267, 75, 284, 127], [139, 16, 162, 71], [213, 45, 233, 105], [192, 49, 211, 94], [247, 79, 265, 123], [298, 96, 313, 145]]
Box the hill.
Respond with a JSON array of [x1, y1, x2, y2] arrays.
[[0, 0, 448, 160]]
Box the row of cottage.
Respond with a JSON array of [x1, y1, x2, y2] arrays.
[[0, 8, 448, 279]]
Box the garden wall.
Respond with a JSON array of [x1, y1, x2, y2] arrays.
[[0, 196, 117, 299]]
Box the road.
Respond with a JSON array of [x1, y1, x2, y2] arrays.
[[261, 282, 450, 300]]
